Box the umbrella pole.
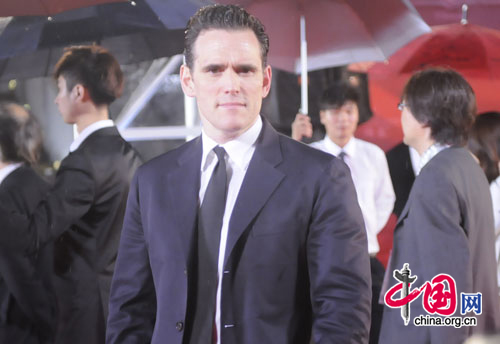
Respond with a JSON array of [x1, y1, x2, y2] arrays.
[[115, 54, 183, 130], [300, 15, 308, 115]]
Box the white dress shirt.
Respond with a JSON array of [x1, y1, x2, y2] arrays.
[[409, 146, 420, 177], [417, 142, 450, 175], [199, 116, 262, 343], [489, 176, 500, 293], [69, 119, 114, 152], [310, 136, 396, 255], [0, 162, 23, 185]]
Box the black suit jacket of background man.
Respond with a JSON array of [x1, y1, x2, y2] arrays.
[[0, 165, 55, 344], [0, 126, 142, 344]]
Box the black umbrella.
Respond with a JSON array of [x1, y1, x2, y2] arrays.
[[0, 0, 203, 80]]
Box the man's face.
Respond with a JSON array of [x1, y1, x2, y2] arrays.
[[180, 29, 272, 142], [54, 76, 78, 124], [320, 100, 359, 145], [400, 102, 425, 149]]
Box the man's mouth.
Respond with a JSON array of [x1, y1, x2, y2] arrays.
[[218, 102, 245, 108]]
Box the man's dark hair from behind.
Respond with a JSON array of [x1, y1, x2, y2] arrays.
[[184, 4, 269, 69], [0, 101, 43, 165], [402, 68, 476, 146], [54, 45, 124, 106], [319, 82, 360, 111]]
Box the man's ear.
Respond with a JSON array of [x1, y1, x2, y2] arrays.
[[262, 65, 272, 98], [180, 65, 196, 97], [319, 110, 327, 125], [71, 84, 90, 103]]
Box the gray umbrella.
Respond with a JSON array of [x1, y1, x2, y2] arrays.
[[0, 0, 204, 80]]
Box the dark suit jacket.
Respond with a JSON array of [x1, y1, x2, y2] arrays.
[[0, 165, 55, 344], [0, 127, 142, 344], [379, 147, 500, 343], [386, 142, 415, 218], [106, 118, 372, 344]]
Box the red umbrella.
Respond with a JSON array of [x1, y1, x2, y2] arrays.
[[219, 0, 430, 114], [0, 0, 127, 16], [363, 23, 500, 151], [219, 0, 430, 73], [397, 23, 500, 79], [411, 0, 500, 31]]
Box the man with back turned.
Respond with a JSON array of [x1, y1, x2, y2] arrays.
[[0, 46, 142, 343]]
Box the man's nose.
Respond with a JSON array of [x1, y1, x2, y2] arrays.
[[221, 69, 240, 93], [337, 112, 349, 121]]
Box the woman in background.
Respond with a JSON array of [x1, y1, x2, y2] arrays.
[[468, 111, 500, 295], [0, 100, 56, 344]]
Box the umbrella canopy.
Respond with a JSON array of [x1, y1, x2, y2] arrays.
[[411, 0, 500, 31], [399, 23, 500, 78], [0, 0, 127, 17], [370, 23, 500, 80], [219, 0, 431, 73], [0, 0, 203, 80], [0, 0, 198, 59], [362, 24, 500, 150]]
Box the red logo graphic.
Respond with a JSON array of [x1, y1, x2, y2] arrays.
[[384, 264, 457, 325]]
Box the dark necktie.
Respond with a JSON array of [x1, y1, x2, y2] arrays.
[[338, 150, 347, 162], [191, 146, 228, 343]]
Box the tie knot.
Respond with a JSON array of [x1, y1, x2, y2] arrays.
[[213, 146, 226, 162], [338, 150, 347, 161]]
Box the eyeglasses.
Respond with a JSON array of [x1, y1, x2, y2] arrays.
[[397, 102, 407, 111]]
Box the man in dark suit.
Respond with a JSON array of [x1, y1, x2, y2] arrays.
[[0, 46, 142, 344], [106, 5, 371, 344], [379, 68, 500, 343], [0, 101, 55, 344]]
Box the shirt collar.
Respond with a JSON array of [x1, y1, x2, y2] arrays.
[[69, 119, 114, 152], [323, 135, 356, 157], [0, 162, 23, 185], [408, 146, 420, 177], [418, 142, 450, 175], [201, 116, 262, 171]]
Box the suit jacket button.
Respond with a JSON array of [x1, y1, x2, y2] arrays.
[[175, 321, 184, 332]]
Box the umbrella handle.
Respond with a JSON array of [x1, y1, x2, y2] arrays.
[[300, 15, 308, 115]]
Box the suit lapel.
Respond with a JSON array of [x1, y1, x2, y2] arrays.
[[166, 137, 202, 262], [224, 119, 285, 266]]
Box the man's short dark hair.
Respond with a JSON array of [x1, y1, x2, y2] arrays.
[[184, 4, 269, 69], [0, 101, 43, 165], [468, 112, 500, 183], [402, 68, 476, 146], [318, 82, 360, 111], [54, 45, 123, 106]]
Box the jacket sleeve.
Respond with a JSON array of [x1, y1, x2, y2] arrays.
[[106, 172, 157, 343], [374, 149, 396, 233], [308, 159, 372, 344], [0, 186, 55, 340], [0, 152, 95, 253]]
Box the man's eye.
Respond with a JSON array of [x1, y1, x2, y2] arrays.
[[206, 67, 223, 74], [238, 67, 254, 74]]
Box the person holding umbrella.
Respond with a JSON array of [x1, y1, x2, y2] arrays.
[[291, 82, 396, 344]]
